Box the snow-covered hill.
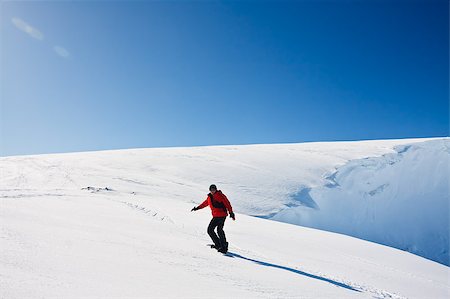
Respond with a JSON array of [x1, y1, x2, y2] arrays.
[[1, 138, 448, 298]]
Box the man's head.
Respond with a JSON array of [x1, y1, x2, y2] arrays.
[[209, 184, 217, 194]]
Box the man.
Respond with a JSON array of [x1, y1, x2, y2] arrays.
[[191, 184, 235, 253]]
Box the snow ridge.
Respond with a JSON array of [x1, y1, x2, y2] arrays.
[[271, 139, 449, 265]]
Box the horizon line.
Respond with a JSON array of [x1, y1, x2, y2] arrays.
[[1, 136, 447, 158]]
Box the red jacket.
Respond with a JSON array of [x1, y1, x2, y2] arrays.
[[197, 190, 233, 217]]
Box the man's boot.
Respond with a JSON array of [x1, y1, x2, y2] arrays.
[[218, 242, 228, 253]]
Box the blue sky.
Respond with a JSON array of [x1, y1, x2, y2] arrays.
[[1, 0, 448, 156]]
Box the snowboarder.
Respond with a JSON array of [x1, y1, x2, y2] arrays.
[[191, 184, 235, 253]]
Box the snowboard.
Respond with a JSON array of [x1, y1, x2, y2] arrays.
[[206, 243, 229, 255]]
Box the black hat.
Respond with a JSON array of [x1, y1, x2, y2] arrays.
[[209, 184, 217, 191]]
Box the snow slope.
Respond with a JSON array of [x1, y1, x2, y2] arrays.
[[1, 138, 449, 298]]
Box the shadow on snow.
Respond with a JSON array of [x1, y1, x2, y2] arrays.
[[226, 252, 361, 293]]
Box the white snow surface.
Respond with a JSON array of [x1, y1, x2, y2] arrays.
[[1, 138, 449, 298]]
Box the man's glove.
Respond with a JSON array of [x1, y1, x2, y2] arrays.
[[191, 206, 198, 212], [229, 211, 235, 220]]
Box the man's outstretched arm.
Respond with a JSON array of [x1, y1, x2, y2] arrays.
[[191, 198, 208, 211]]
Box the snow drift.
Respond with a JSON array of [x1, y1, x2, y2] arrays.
[[271, 139, 450, 265]]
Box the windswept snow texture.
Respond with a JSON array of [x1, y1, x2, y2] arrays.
[[1, 138, 449, 298], [271, 139, 450, 266]]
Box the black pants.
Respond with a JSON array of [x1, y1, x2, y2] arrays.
[[207, 217, 227, 248]]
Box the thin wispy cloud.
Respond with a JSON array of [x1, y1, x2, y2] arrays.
[[11, 17, 44, 40], [12, 17, 71, 59], [54, 46, 70, 58]]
